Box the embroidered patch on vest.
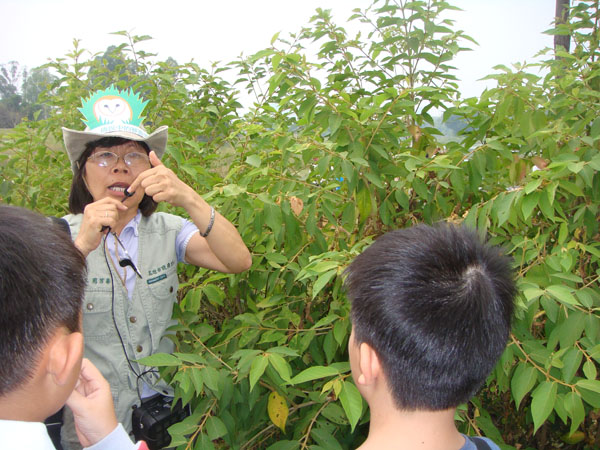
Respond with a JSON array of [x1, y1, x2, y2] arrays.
[[147, 260, 176, 276], [91, 277, 111, 284], [147, 274, 167, 284]]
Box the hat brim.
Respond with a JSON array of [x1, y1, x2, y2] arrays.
[[62, 125, 168, 172]]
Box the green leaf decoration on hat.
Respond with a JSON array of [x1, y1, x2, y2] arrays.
[[78, 85, 149, 130]]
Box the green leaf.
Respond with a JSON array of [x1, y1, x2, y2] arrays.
[[577, 379, 600, 408], [270, 32, 281, 45], [583, 360, 598, 380], [174, 352, 207, 365], [363, 170, 385, 188], [590, 117, 600, 138], [493, 192, 513, 226], [202, 284, 225, 307], [333, 318, 348, 347], [531, 381, 557, 433], [576, 379, 600, 394], [249, 354, 269, 391], [265, 252, 288, 264], [356, 184, 372, 223], [546, 285, 579, 306], [321, 402, 349, 425], [563, 392, 585, 436], [339, 380, 363, 432], [136, 352, 180, 367], [190, 367, 204, 394], [311, 427, 344, 450], [558, 311, 585, 348], [562, 348, 583, 384], [328, 114, 343, 135], [246, 155, 261, 167], [205, 416, 228, 440], [312, 269, 337, 299], [323, 331, 336, 365], [524, 178, 542, 194], [312, 260, 341, 272], [266, 441, 299, 450], [538, 190, 555, 219], [195, 432, 216, 450], [267, 346, 300, 357], [511, 363, 538, 409], [523, 287, 545, 302], [312, 314, 340, 329], [202, 367, 220, 392], [169, 419, 199, 437], [290, 365, 340, 384], [521, 191, 540, 220], [268, 353, 292, 383], [222, 183, 247, 197]]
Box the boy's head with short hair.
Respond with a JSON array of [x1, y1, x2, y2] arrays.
[[0, 204, 87, 421], [344, 223, 515, 414]]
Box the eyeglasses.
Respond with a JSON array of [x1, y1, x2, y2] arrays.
[[88, 151, 150, 170]]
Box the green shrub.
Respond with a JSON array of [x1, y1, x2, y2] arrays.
[[1, 1, 598, 449]]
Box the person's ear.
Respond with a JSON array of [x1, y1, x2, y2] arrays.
[[356, 342, 382, 386], [47, 330, 84, 386]]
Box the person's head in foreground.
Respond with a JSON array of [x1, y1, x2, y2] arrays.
[[344, 223, 516, 450], [0, 205, 86, 422], [0, 205, 145, 449]]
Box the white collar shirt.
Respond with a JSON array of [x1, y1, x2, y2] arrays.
[[0, 419, 56, 450]]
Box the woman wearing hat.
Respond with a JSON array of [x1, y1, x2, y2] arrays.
[[59, 87, 251, 449]]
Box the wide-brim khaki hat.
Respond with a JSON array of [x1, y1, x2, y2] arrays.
[[62, 86, 169, 172], [62, 124, 168, 172]]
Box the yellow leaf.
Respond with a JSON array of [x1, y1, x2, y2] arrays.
[[289, 196, 304, 216], [267, 391, 288, 432]]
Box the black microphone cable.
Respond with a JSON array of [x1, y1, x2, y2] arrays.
[[102, 234, 159, 402]]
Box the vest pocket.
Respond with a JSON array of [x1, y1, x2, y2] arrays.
[[146, 266, 178, 324], [82, 286, 115, 339]]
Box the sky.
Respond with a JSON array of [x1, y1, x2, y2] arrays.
[[1, 0, 556, 100]]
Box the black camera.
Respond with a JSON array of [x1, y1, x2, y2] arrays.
[[132, 394, 190, 450]]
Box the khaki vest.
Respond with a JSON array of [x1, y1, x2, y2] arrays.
[[64, 212, 183, 431]]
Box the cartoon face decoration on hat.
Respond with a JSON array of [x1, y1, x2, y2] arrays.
[[62, 86, 168, 172]]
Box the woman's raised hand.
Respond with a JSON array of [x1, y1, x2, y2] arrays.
[[128, 151, 196, 209]]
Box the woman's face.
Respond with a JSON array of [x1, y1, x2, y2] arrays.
[[83, 141, 150, 206]]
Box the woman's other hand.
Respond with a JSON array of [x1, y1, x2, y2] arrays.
[[74, 198, 128, 256]]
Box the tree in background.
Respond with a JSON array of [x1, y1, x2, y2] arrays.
[[21, 67, 56, 121], [0, 61, 24, 127], [0, 61, 56, 127]]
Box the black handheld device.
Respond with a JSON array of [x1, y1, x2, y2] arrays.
[[132, 394, 191, 450]]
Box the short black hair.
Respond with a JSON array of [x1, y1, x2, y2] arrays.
[[68, 137, 158, 216], [0, 205, 87, 396], [344, 223, 516, 411]]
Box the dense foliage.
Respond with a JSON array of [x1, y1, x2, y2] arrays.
[[1, 1, 598, 449]]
